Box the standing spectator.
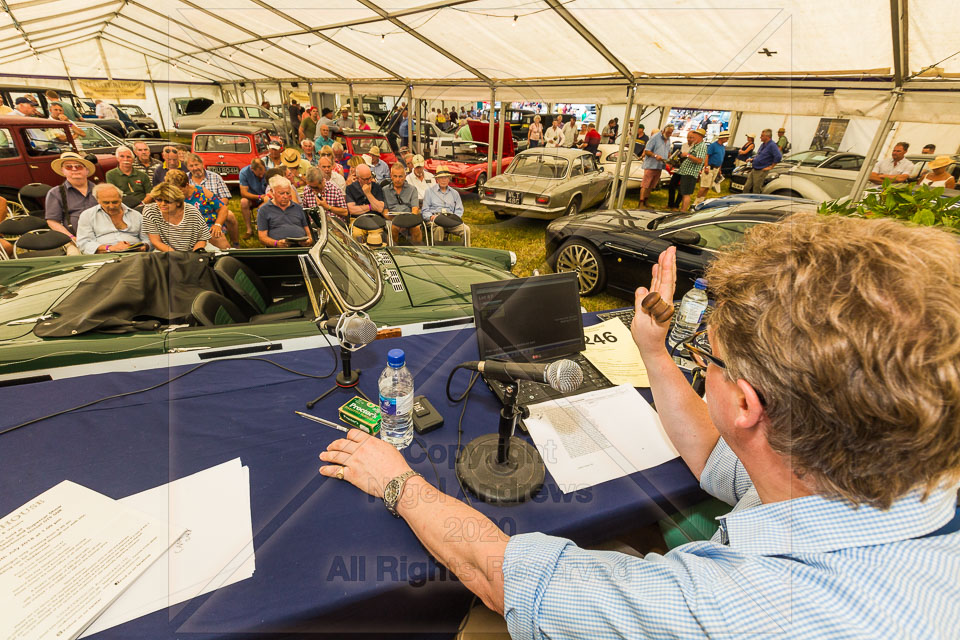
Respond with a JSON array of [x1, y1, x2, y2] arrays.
[[610, 117, 619, 142], [45, 90, 81, 121], [299, 107, 319, 143], [422, 166, 466, 243], [457, 121, 473, 141], [918, 156, 955, 189], [398, 109, 411, 141], [320, 155, 347, 190], [677, 128, 708, 212], [288, 100, 303, 132], [262, 142, 284, 170], [153, 145, 185, 185], [13, 96, 39, 117], [332, 142, 352, 173], [301, 139, 319, 167], [75, 183, 151, 254], [367, 145, 390, 182], [239, 158, 268, 239], [666, 139, 689, 211], [106, 146, 152, 206], [544, 116, 565, 148], [46, 151, 97, 239], [94, 99, 119, 120], [527, 115, 543, 149], [164, 169, 231, 250], [185, 154, 238, 245], [345, 164, 389, 246], [633, 124, 649, 157], [922, 144, 936, 154], [382, 162, 423, 244], [449, 108, 458, 125], [562, 116, 578, 148], [743, 129, 783, 193], [301, 166, 348, 222], [776, 127, 790, 153], [261, 101, 271, 111], [314, 124, 335, 151], [257, 176, 313, 248], [141, 182, 209, 252], [696, 131, 729, 204], [406, 154, 435, 204], [736, 134, 755, 166], [335, 106, 355, 132], [357, 114, 372, 131], [48, 103, 85, 139], [869, 142, 914, 185], [580, 123, 602, 156], [640, 124, 674, 208], [132, 142, 160, 185], [600, 119, 615, 144], [319, 107, 339, 135]]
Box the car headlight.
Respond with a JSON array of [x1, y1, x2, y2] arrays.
[[508, 251, 517, 267], [767, 171, 781, 181]]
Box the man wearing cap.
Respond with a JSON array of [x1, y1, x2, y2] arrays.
[[45, 152, 97, 240], [262, 142, 284, 170], [677, 128, 708, 212], [640, 124, 674, 208], [406, 154, 435, 203], [744, 129, 783, 193], [346, 164, 389, 246], [153, 145, 186, 185], [632, 124, 649, 157], [314, 124, 335, 151], [319, 108, 339, 136], [367, 145, 390, 183], [422, 166, 465, 243], [13, 96, 39, 117], [697, 131, 730, 204], [299, 107, 319, 144], [106, 146, 152, 207], [383, 162, 422, 245], [335, 106, 355, 132], [776, 127, 790, 153], [239, 159, 269, 239]]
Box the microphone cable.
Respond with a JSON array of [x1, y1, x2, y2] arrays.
[[444, 364, 482, 506]]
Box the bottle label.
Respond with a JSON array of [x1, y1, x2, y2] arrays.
[[379, 392, 413, 417], [682, 305, 705, 325]]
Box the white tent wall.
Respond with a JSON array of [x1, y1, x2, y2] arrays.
[[882, 123, 960, 156]]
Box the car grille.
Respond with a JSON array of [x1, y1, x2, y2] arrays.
[[385, 268, 404, 292]]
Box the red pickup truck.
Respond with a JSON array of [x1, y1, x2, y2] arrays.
[[0, 114, 117, 214]]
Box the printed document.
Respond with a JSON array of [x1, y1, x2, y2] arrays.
[[582, 318, 649, 387]]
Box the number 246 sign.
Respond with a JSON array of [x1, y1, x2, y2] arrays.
[[585, 331, 617, 345]]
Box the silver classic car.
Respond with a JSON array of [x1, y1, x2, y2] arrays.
[[480, 147, 613, 219]]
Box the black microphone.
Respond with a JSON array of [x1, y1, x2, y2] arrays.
[[316, 314, 378, 346], [460, 359, 583, 393]]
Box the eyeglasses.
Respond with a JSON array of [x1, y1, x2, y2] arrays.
[[682, 330, 725, 370], [156, 198, 178, 204], [62, 164, 86, 171]]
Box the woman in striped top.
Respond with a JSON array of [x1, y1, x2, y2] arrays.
[[142, 182, 210, 252]]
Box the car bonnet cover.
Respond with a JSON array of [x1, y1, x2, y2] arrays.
[[33, 252, 224, 337]]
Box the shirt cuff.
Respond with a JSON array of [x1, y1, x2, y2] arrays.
[[503, 532, 573, 640]]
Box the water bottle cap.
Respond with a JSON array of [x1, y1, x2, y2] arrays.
[[387, 348, 405, 368], [694, 278, 707, 290]]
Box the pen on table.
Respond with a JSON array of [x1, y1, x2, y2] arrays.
[[294, 410, 350, 432]]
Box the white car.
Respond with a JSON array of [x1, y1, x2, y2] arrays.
[[597, 144, 644, 189]]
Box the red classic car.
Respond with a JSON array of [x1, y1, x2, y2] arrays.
[[423, 120, 514, 192], [0, 114, 117, 214], [192, 124, 273, 185], [336, 130, 397, 167]]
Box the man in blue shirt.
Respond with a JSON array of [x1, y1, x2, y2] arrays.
[[697, 130, 730, 203], [238, 159, 268, 239], [314, 124, 335, 151], [398, 109, 410, 141], [743, 128, 782, 193], [639, 124, 673, 207], [319, 213, 960, 639], [421, 166, 465, 243], [256, 176, 312, 248]]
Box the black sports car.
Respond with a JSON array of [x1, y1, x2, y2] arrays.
[[545, 200, 812, 298]]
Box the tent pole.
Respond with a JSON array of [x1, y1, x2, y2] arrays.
[[406, 85, 413, 153], [358, 92, 364, 123], [95, 37, 118, 103], [307, 82, 313, 108], [727, 111, 742, 144], [57, 49, 77, 97], [848, 90, 901, 202], [277, 81, 283, 106], [487, 87, 496, 183], [616, 102, 645, 208], [495, 96, 504, 182], [348, 83, 354, 118], [142, 54, 166, 133], [414, 95, 421, 154], [218, 84, 227, 102], [607, 85, 635, 209], [252, 81, 258, 105]]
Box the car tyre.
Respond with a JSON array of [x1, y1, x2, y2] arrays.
[[564, 196, 581, 217], [555, 239, 605, 296], [475, 173, 487, 192]]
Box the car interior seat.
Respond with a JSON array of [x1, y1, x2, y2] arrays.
[[350, 213, 391, 248], [430, 214, 471, 247], [191, 290, 304, 327], [213, 255, 305, 319]]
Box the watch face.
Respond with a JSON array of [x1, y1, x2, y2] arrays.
[[384, 482, 398, 505]]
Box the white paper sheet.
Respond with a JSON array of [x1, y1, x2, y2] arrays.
[[524, 385, 679, 493], [82, 459, 255, 637], [0, 481, 176, 640], [582, 318, 649, 387]]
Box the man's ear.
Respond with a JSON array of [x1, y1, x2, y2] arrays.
[[733, 378, 765, 430]]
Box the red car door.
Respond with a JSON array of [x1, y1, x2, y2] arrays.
[[17, 123, 66, 186], [0, 125, 33, 191]]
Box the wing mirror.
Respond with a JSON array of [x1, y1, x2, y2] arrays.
[[666, 229, 701, 246]]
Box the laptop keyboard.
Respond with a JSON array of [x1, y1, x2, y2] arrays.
[[485, 353, 611, 408]]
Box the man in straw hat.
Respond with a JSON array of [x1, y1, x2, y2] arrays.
[[367, 144, 390, 183], [421, 165, 465, 243], [45, 151, 97, 240]]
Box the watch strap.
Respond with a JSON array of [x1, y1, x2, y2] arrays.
[[384, 470, 420, 517]]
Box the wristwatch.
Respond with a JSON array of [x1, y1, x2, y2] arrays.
[[383, 470, 420, 517]]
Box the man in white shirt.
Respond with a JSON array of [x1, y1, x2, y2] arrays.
[[869, 142, 914, 184], [561, 116, 578, 148], [94, 100, 120, 121], [544, 117, 566, 148], [405, 154, 435, 203]]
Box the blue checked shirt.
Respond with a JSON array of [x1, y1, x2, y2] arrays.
[[503, 437, 960, 639], [190, 170, 231, 201]]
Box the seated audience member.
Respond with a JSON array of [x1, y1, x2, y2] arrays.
[[176, 144, 191, 166], [320, 154, 347, 190], [257, 176, 313, 248], [356, 114, 371, 131], [922, 143, 936, 154], [320, 213, 960, 639], [367, 145, 390, 183], [164, 169, 231, 250], [403, 153, 415, 172], [45, 90, 81, 121], [153, 145, 185, 185], [142, 182, 210, 252], [132, 141, 161, 185], [301, 166, 348, 222], [46, 151, 97, 240], [421, 166, 465, 243], [75, 183, 151, 254], [314, 124, 335, 150], [262, 142, 284, 170], [345, 155, 365, 187], [47, 102, 85, 139], [919, 156, 956, 189], [0, 95, 13, 115], [106, 146, 152, 206], [301, 139, 319, 167], [332, 142, 351, 173], [282, 147, 310, 178], [869, 142, 914, 185], [382, 162, 422, 244], [335, 106, 355, 132], [185, 153, 238, 246], [13, 96, 39, 117], [345, 164, 389, 246], [406, 154, 435, 204], [239, 159, 268, 239]]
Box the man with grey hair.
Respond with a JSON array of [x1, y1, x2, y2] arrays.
[[301, 139, 319, 167], [256, 176, 312, 248], [743, 128, 782, 194], [301, 165, 348, 222], [106, 146, 152, 206], [131, 141, 161, 185], [75, 182, 151, 254]]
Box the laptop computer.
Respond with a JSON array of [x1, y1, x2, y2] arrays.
[[471, 272, 612, 408]]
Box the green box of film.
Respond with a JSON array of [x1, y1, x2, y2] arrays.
[[338, 396, 381, 435]]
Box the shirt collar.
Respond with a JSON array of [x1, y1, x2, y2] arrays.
[[719, 484, 959, 555]]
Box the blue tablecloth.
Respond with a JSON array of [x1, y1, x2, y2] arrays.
[[0, 316, 706, 638]]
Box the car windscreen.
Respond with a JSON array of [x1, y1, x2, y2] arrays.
[[349, 136, 391, 155], [21, 127, 74, 156], [657, 206, 736, 229], [120, 106, 145, 117], [195, 134, 252, 154], [77, 125, 123, 149], [317, 222, 379, 308], [784, 150, 831, 166], [508, 154, 569, 179]]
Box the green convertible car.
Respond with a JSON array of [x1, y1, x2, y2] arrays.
[[0, 216, 515, 384]]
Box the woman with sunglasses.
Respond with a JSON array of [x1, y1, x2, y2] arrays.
[[141, 182, 210, 252]]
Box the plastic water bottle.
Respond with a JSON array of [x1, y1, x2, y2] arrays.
[[668, 278, 709, 348], [378, 348, 414, 450]]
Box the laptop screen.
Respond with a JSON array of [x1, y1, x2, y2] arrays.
[[471, 272, 585, 362]]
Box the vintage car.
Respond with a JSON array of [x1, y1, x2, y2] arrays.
[[423, 120, 514, 193], [0, 213, 515, 384], [545, 200, 809, 298], [0, 115, 118, 215], [117, 104, 160, 135], [335, 129, 398, 167], [597, 144, 644, 189], [173, 99, 291, 140], [481, 147, 613, 219], [730, 150, 863, 193], [73, 122, 166, 159], [0, 85, 128, 138], [192, 125, 273, 185]]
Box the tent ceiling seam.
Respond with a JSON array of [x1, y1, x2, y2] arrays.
[[543, 0, 632, 82], [100, 32, 229, 83], [104, 23, 243, 82]]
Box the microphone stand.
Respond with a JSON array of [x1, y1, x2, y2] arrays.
[[306, 320, 372, 409], [456, 379, 545, 504]]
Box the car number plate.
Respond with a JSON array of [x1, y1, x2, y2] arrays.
[[729, 181, 743, 192], [506, 191, 523, 205], [210, 165, 239, 175]]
